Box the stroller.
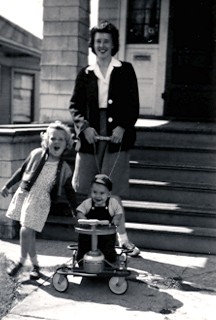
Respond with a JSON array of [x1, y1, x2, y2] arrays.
[[52, 219, 132, 295]]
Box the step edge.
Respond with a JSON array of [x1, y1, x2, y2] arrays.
[[125, 222, 216, 237], [135, 120, 216, 134], [129, 179, 216, 192], [123, 200, 216, 215], [130, 160, 216, 172], [133, 144, 216, 152]]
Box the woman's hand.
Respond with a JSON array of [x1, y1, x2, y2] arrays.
[[83, 127, 98, 144], [111, 126, 125, 144], [1, 186, 9, 198]]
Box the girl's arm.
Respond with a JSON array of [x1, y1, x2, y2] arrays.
[[1, 154, 30, 197], [64, 177, 77, 216], [1, 186, 9, 198]]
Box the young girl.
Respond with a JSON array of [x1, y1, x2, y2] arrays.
[[1, 121, 76, 279], [76, 174, 123, 263]]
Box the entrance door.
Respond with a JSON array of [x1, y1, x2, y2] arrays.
[[164, 0, 216, 121], [119, 0, 169, 117]]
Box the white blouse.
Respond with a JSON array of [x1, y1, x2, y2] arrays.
[[86, 58, 122, 109]]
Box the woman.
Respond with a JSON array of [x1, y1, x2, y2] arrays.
[[69, 21, 140, 256]]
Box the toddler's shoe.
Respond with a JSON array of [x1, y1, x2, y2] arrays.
[[7, 262, 23, 277], [122, 241, 140, 257], [30, 265, 40, 280]]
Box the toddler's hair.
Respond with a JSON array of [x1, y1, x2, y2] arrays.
[[40, 121, 73, 150], [92, 174, 112, 191]]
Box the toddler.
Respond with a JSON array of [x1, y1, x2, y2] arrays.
[[76, 174, 123, 263]]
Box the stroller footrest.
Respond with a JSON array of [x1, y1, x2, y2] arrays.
[[67, 244, 78, 250]]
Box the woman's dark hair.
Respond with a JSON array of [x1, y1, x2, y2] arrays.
[[89, 21, 119, 56]]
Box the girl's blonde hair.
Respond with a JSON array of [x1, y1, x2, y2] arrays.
[[40, 121, 73, 150]]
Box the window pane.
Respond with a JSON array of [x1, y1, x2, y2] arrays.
[[127, 0, 161, 44], [13, 73, 34, 123]]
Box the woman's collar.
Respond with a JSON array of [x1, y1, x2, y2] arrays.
[[85, 57, 122, 74]]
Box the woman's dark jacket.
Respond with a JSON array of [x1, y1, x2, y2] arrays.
[[69, 61, 140, 153], [5, 148, 77, 214]]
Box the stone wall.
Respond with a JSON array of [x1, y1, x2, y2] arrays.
[[98, 0, 120, 30], [39, 0, 90, 123]]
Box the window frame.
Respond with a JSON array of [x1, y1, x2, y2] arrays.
[[126, 0, 161, 45], [11, 68, 38, 124]]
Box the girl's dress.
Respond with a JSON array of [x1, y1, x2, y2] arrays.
[[6, 161, 58, 232]]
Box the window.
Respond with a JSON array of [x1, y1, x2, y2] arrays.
[[127, 0, 161, 44], [12, 72, 34, 123]]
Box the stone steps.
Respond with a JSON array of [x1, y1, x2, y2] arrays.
[[130, 160, 216, 185], [123, 200, 216, 229], [41, 213, 216, 254], [40, 120, 216, 255], [128, 178, 216, 209], [125, 222, 216, 255]]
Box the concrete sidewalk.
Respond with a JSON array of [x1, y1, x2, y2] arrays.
[[0, 238, 216, 320]]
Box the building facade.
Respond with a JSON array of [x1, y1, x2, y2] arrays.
[[39, 0, 216, 123], [0, 16, 41, 124], [99, 0, 216, 120]]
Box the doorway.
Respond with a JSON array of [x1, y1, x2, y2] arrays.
[[119, 0, 169, 117], [164, 0, 216, 121]]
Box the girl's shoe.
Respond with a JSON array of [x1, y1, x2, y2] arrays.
[[7, 262, 23, 277], [30, 265, 40, 280]]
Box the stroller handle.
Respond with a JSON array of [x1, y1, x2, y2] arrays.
[[96, 135, 111, 141]]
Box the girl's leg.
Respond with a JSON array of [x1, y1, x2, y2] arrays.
[[7, 225, 30, 276], [28, 229, 39, 267], [20, 226, 33, 261], [20, 226, 40, 279]]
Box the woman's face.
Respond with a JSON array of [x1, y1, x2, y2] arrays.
[[48, 128, 67, 160], [94, 32, 113, 60]]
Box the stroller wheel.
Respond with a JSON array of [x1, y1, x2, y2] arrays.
[[108, 277, 128, 295], [52, 271, 69, 292]]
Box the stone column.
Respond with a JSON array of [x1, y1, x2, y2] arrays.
[[40, 0, 90, 123]]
